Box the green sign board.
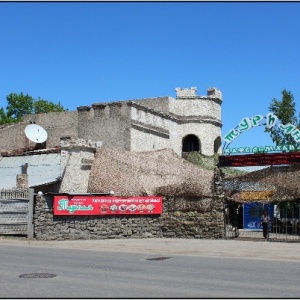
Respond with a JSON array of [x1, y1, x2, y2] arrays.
[[223, 113, 300, 153], [224, 144, 300, 154]]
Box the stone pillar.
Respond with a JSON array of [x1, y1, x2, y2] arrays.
[[16, 174, 28, 188], [212, 166, 225, 238]]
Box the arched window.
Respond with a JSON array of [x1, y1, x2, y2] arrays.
[[214, 136, 221, 153], [182, 135, 200, 152]]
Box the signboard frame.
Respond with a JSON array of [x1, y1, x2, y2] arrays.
[[53, 195, 163, 216], [218, 151, 300, 167]]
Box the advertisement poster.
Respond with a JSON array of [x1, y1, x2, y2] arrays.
[[243, 202, 273, 230], [53, 195, 162, 216]]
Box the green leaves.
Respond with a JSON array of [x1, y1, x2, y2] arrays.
[[0, 107, 15, 125], [266, 89, 299, 146], [6, 93, 34, 121], [33, 98, 65, 114], [0, 93, 66, 125]]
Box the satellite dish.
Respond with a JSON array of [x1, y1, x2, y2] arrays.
[[24, 124, 48, 143]]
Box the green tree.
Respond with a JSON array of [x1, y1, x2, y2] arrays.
[[266, 89, 300, 146], [6, 93, 34, 122], [0, 107, 14, 125], [34, 98, 65, 114], [0, 92, 66, 125]]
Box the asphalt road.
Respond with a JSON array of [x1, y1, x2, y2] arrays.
[[0, 237, 299, 298], [1, 236, 299, 261]]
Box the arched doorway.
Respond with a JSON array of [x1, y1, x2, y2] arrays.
[[182, 134, 200, 153], [214, 136, 221, 153]]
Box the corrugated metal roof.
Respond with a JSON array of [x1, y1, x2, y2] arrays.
[[0, 153, 61, 189]]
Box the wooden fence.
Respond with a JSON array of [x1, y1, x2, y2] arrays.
[[0, 188, 34, 239]]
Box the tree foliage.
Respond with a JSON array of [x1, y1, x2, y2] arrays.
[[0, 92, 66, 125], [263, 91, 300, 210], [34, 98, 65, 114], [266, 89, 300, 146], [0, 107, 14, 125], [6, 93, 34, 121]]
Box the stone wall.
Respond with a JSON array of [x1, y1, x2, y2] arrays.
[[175, 87, 198, 98], [0, 86, 222, 157], [23, 111, 78, 148], [77, 103, 132, 151], [33, 168, 225, 240], [0, 111, 78, 153], [130, 99, 222, 156], [0, 121, 30, 152], [130, 127, 170, 152], [75, 87, 222, 157], [59, 139, 97, 193], [134, 96, 171, 114]]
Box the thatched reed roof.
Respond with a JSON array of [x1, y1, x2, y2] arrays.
[[224, 164, 300, 203], [88, 148, 214, 197]]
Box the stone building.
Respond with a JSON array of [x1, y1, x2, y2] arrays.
[[33, 148, 225, 240], [0, 86, 225, 240], [0, 86, 222, 157], [77, 86, 222, 156]]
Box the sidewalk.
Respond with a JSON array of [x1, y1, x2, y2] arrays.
[[238, 229, 300, 241], [0, 236, 299, 262]]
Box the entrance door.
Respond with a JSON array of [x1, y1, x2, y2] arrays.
[[243, 202, 273, 230], [182, 135, 199, 152]]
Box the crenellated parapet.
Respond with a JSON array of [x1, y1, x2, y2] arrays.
[[0, 86, 222, 157], [175, 86, 222, 104], [175, 87, 198, 98], [207, 87, 223, 103]]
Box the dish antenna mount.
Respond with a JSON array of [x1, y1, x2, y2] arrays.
[[24, 124, 48, 143]]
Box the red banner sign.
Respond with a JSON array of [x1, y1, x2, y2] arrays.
[[53, 195, 163, 216], [218, 152, 300, 167]]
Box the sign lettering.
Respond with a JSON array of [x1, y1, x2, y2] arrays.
[[53, 195, 163, 216], [219, 152, 300, 167], [223, 112, 300, 151], [224, 144, 300, 154]]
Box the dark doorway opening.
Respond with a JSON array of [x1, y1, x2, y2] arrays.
[[214, 136, 221, 153], [182, 135, 200, 152]]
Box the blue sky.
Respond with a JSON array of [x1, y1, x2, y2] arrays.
[[1, 2, 299, 152]]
